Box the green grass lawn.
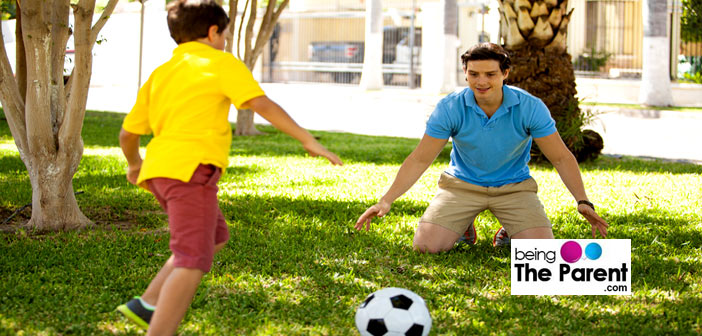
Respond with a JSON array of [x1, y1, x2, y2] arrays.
[[1, 110, 701, 335]]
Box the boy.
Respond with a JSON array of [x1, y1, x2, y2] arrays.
[[116, 0, 342, 334], [355, 43, 608, 252]]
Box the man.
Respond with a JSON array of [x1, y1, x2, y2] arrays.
[[355, 43, 608, 253]]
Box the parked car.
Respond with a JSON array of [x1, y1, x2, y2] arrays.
[[308, 41, 364, 83], [308, 27, 421, 84]]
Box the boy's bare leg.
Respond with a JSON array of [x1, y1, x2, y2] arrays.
[[140, 242, 226, 306], [146, 267, 204, 336]]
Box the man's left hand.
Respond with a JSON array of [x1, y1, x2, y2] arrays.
[[578, 204, 608, 238]]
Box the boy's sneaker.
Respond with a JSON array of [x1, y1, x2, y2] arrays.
[[456, 224, 477, 245], [492, 227, 511, 247], [116, 297, 154, 329]]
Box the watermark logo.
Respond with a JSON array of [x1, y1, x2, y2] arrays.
[[511, 239, 631, 295]]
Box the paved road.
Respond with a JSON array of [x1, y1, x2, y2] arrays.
[[86, 82, 702, 164]]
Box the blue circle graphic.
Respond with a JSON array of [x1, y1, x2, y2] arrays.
[[584, 243, 602, 260]]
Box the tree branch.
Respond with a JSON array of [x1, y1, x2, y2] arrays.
[[237, 0, 250, 60], [15, 0, 27, 103], [243, 0, 257, 68], [0, 27, 29, 160], [90, 0, 118, 45], [250, 0, 289, 68], [60, 0, 96, 159], [21, 0, 58, 158], [50, 0, 71, 144], [225, 0, 238, 53]]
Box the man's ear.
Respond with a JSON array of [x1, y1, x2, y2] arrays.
[[503, 68, 510, 80], [207, 25, 219, 41]]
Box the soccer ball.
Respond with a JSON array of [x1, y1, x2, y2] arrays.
[[355, 287, 432, 336]]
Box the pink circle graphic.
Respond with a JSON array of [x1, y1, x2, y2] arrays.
[[560, 241, 582, 263]]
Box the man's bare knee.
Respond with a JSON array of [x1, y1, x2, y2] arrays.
[[412, 240, 452, 254]]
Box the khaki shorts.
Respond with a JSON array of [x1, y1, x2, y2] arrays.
[[420, 173, 551, 237]]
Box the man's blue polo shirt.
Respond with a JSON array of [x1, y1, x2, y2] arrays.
[[425, 85, 557, 187]]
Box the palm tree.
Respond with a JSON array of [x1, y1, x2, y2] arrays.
[[497, 0, 603, 162]]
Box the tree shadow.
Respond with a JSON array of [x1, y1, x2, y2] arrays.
[[472, 294, 702, 335], [0, 155, 26, 174]]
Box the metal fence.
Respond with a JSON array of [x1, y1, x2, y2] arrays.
[[260, 11, 421, 87], [572, 0, 644, 77]]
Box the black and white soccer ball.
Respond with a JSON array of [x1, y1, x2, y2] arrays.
[[355, 287, 432, 336]]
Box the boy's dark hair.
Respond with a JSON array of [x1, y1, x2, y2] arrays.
[[167, 0, 229, 44], [460, 43, 511, 73]]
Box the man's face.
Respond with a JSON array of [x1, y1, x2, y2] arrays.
[[464, 60, 509, 101]]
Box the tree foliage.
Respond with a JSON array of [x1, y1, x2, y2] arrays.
[[681, 0, 702, 42]]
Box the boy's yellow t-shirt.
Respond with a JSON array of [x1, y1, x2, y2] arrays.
[[122, 42, 265, 187]]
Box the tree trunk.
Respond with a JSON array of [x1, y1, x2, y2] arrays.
[[359, 0, 383, 90], [234, 108, 264, 136], [506, 46, 603, 162], [27, 159, 90, 230], [639, 0, 673, 106]]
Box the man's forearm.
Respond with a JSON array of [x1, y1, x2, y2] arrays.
[[552, 154, 588, 202], [381, 155, 433, 204]]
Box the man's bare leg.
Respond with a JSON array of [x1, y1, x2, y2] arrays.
[[413, 222, 461, 253]]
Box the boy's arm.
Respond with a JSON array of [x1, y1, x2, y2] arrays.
[[245, 95, 343, 166], [534, 131, 609, 238], [355, 134, 447, 231], [119, 128, 143, 185]]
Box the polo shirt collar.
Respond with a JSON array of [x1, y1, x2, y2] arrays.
[[464, 85, 520, 118], [173, 41, 214, 55]]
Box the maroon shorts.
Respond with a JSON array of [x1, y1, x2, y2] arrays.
[[147, 164, 229, 273]]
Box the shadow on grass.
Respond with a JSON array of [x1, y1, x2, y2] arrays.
[[473, 294, 702, 335], [0, 155, 26, 175]]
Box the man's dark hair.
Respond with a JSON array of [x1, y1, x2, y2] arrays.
[[167, 0, 229, 44], [460, 43, 511, 73]]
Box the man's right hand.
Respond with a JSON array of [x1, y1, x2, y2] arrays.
[[355, 201, 391, 231]]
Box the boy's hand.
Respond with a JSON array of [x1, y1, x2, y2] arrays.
[[577, 204, 609, 238], [303, 141, 343, 166], [126, 163, 142, 185], [355, 200, 391, 231]]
